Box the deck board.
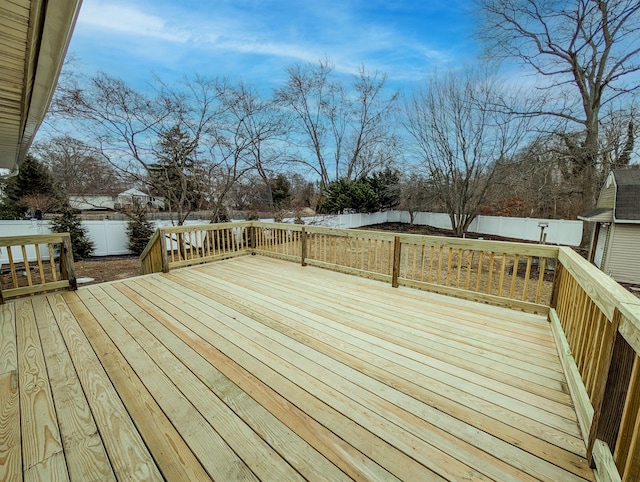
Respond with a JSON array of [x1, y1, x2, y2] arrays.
[[49, 294, 164, 481], [2, 255, 595, 481], [31, 296, 115, 482]]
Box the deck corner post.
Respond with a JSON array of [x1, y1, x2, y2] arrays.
[[301, 227, 307, 267], [61, 233, 77, 291], [159, 229, 170, 273], [549, 261, 564, 310], [392, 235, 401, 288]]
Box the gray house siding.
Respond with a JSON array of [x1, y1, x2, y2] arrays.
[[604, 224, 640, 284], [598, 183, 616, 209]]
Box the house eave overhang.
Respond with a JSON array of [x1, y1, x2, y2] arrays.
[[577, 208, 613, 223], [0, 0, 83, 173], [613, 218, 640, 224]]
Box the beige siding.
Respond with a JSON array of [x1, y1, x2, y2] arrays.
[[605, 224, 640, 284], [597, 183, 616, 208]]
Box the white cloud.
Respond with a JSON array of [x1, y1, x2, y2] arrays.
[[72, 0, 459, 89], [78, 1, 190, 43]]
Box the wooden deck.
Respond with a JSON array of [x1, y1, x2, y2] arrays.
[[1, 255, 595, 481]]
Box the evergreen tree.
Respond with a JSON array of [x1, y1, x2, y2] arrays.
[[318, 178, 379, 214], [126, 202, 156, 256], [618, 119, 635, 167], [49, 206, 95, 260], [1, 154, 62, 217], [270, 174, 292, 209], [148, 125, 203, 225], [365, 168, 400, 211]]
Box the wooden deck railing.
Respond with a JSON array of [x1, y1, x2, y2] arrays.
[[140, 221, 640, 479], [140, 222, 252, 274], [0, 233, 76, 303], [551, 247, 640, 481], [251, 223, 558, 314], [395, 234, 558, 314]]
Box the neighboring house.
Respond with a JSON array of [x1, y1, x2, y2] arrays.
[[578, 169, 640, 285], [68, 189, 164, 211], [69, 193, 118, 211], [117, 188, 163, 210]]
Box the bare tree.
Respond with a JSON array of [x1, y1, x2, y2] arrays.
[[53, 72, 262, 224], [484, 135, 584, 219], [33, 136, 123, 203], [405, 67, 530, 236], [399, 172, 435, 226], [221, 82, 288, 211], [275, 60, 399, 191], [477, 0, 640, 210]]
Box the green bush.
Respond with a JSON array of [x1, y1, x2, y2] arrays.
[[126, 204, 156, 255], [49, 206, 95, 260]]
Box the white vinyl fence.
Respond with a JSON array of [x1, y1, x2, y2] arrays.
[[0, 211, 583, 263]]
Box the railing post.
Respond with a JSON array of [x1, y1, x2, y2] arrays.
[[251, 224, 257, 255], [392, 235, 401, 288], [160, 229, 170, 273], [301, 227, 307, 267], [549, 261, 563, 309], [61, 234, 77, 291]]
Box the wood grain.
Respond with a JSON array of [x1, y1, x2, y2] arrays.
[[144, 260, 586, 480], [0, 371, 21, 482], [95, 284, 305, 481], [14, 299, 67, 480], [0, 303, 17, 374]]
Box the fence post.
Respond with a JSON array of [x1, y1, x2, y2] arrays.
[[301, 227, 307, 267], [392, 235, 401, 288]]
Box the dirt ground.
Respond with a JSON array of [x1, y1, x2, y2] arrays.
[[74, 255, 142, 286]]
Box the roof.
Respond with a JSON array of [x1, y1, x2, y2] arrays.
[[0, 0, 82, 173], [613, 169, 640, 221], [119, 188, 150, 197], [577, 208, 613, 223]]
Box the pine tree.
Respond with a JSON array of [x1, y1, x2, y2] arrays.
[[126, 202, 156, 255], [1, 154, 62, 217], [49, 205, 95, 260]]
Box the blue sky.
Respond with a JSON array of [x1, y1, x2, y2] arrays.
[[66, 0, 481, 94]]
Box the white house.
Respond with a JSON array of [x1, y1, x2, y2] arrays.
[[116, 188, 163, 210], [69, 193, 118, 211]]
